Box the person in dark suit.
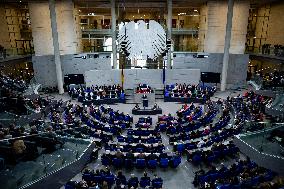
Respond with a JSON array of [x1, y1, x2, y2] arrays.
[[136, 140, 145, 149], [147, 151, 158, 160], [126, 150, 134, 160], [137, 152, 146, 159], [115, 149, 124, 159], [116, 171, 126, 186], [134, 103, 140, 110], [142, 94, 148, 108], [142, 94, 147, 99], [128, 174, 139, 188], [159, 152, 168, 160]]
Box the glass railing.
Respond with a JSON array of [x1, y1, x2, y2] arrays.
[[0, 48, 34, 60], [248, 74, 263, 90], [249, 73, 284, 91], [239, 123, 284, 159], [0, 129, 91, 189], [246, 47, 284, 57]]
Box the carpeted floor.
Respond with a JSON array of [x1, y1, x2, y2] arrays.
[[0, 89, 249, 189], [53, 89, 248, 189]]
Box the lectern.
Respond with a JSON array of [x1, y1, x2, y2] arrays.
[[142, 94, 148, 107]]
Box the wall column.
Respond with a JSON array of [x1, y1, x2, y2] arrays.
[[167, 0, 172, 69], [221, 0, 234, 91], [111, 0, 117, 69], [0, 7, 11, 49], [49, 0, 64, 94], [55, 0, 79, 55]]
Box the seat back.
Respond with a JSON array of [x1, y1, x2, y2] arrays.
[[140, 177, 151, 188], [93, 175, 102, 184], [160, 158, 169, 168], [148, 159, 158, 169], [113, 158, 123, 168], [172, 156, 181, 168], [152, 179, 163, 189], [136, 158, 146, 168], [105, 175, 115, 186]]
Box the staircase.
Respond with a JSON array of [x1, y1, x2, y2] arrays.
[[155, 89, 164, 102], [124, 89, 136, 104]]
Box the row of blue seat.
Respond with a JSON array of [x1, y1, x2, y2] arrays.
[[117, 135, 162, 144], [189, 144, 239, 165], [126, 129, 158, 137], [101, 156, 181, 169]]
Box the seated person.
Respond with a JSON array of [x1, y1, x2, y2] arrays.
[[125, 150, 135, 160], [152, 103, 158, 110], [152, 174, 163, 186], [115, 149, 124, 159], [116, 171, 127, 185], [140, 172, 151, 186], [159, 151, 168, 160], [147, 151, 158, 160], [134, 103, 140, 110], [136, 140, 146, 149], [128, 174, 139, 188], [137, 151, 146, 159]]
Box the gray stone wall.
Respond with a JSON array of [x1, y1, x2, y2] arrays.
[[33, 52, 248, 89], [32, 53, 112, 87], [85, 69, 201, 89], [173, 52, 249, 87]]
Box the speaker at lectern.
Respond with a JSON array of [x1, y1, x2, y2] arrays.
[[142, 94, 148, 108]]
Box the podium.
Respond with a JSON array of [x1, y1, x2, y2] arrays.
[[142, 99, 148, 107]]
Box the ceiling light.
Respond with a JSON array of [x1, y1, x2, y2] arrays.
[[194, 9, 198, 12]]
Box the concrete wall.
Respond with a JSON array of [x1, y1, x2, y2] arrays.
[[85, 69, 201, 89], [29, 0, 81, 56], [74, 4, 83, 53], [56, 0, 79, 55], [33, 53, 112, 87], [0, 7, 11, 49], [33, 51, 248, 89], [266, 2, 284, 45], [230, 0, 250, 54], [204, 1, 228, 53], [198, 3, 208, 52], [199, 0, 249, 54], [172, 52, 249, 87], [29, 2, 54, 56]]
